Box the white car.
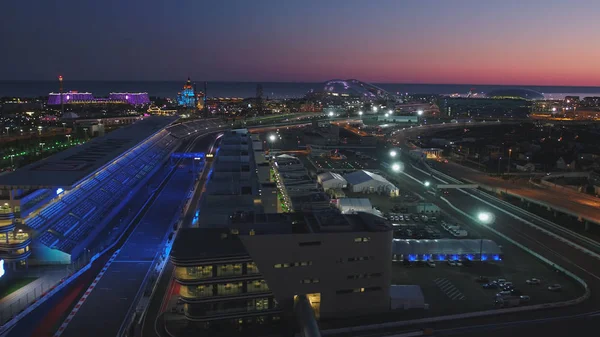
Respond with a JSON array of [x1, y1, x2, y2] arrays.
[[548, 284, 562, 292], [426, 260, 436, 268], [496, 278, 507, 284], [519, 295, 531, 303], [496, 291, 512, 297], [455, 261, 463, 267], [447, 260, 457, 266], [526, 278, 541, 285]]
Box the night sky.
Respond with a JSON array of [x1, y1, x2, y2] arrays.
[[2, 0, 600, 85]]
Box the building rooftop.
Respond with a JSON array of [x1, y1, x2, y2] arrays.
[[171, 228, 250, 262], [0, 116, 178, 190]]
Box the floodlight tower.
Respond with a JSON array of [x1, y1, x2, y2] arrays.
[[59, 75, 64, 116]]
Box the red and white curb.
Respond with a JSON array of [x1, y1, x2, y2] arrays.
[[54, 250, 120, 337]]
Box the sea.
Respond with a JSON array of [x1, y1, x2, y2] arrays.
[[1, 81, 600, 100]]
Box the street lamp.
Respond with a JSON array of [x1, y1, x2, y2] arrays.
[[358, 111, 363, 116], [424, 181, 431, 187], [384, 113, 389, 118], [390, 150, 397, 157], [417, 110, 424, 116], [508, 148, 512, 174], [372, 106, 378, 113], [269, 134, 277, 142], [477, 212, 494, 224], [392, 163, 403, 172], [328, 111, 334, 117], [388, 110, 393, 115]]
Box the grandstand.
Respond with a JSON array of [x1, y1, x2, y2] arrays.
[[0, 116, 223, 265]]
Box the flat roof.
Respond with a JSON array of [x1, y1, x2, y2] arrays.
[[171, 228, 250, 261], [0, 116, 178, 189]]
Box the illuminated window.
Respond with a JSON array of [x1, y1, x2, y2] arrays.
[[354, 237, 371, 243]]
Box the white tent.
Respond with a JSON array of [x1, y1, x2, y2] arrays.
[[317, 172, 347, 190], [334, 198, 372, 214], [344, 170, 399, 196]]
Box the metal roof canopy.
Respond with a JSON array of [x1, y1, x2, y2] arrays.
[[0, 116, 178, 190]]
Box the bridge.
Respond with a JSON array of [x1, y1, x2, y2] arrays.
[[170, 152, 205, 170]]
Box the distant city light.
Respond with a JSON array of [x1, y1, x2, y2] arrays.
[[384, 113, 389, 117], [552, 107, 557, 112], [417, 110, 424, 116], [269, 134, 277, 142], [390, 150, 397, 157], [372, 106, 378, 112], [392, 163, 403, 172], [328, 111, 334, 117], [388, 110, 393, 114], [56, 188, 64, 195], [358, 111, 363, 116]]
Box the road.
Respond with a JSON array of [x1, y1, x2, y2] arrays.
[[436, 160, 600, 224], [54, 134, 216, 337], [139, 133, 222, 337]]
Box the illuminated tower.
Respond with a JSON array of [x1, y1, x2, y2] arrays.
[[176, 77, 197, 108], [59, 75, 64, 116]]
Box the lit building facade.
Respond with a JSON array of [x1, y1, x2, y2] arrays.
[[47, 92, 150, 105], [169, 211, 393, 335], [177, 78, 197, 108]]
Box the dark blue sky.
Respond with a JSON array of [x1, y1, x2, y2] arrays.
[[2, 0, 600, 85]]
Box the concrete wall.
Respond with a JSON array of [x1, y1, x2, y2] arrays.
[[240, 229, 392, 319]]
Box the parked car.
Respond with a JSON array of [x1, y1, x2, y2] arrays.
[[519, 295, 531, 303], [548, 284, 562, 292], [496, 291, 512, 297], [447, 260, 457, 267], [496, 278, 507, 284], [455, 260, 463, 267], [475, 276, 490, 283], [426, 260, 436, 268], [526, 278, 541, 285], [483, 283, 499, 289]]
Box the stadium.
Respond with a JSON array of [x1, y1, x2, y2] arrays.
[[0, 116, 222, 269], [47, 92, 150, 105]]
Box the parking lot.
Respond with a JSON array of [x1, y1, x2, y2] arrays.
[[391, 242, 584, 316]]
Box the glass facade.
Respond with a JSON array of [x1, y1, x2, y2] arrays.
[[217, 263, 243, 277], [247, 280, 269, 293], [175, 265, 213, 280], [246, 262, 260, 274], [184, 297, 273, 317]]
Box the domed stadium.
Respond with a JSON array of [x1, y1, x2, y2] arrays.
[[486, 88, 544, 100], [312, 79, 395, 101]]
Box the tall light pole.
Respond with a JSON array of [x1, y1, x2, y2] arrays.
[[4, 127, 9, 137], [66, 134, 72, 144], [62, 122, 66, 133], [59, 75, 64, 116], [507, 148, 512, 174]]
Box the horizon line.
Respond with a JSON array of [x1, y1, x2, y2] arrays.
[[2, 79, 600, 89]]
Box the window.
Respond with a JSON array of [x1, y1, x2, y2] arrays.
[[347, 256, 374, 262], [247, 262, 260, 274], [354, 237, 371, 243], [300, 278, 320, 284], [299, 241, 321, 247], [274, 261, 312, 269], [217, 263, 242, 277], [336, 286, 382, 295], [347, 273, 382, 280]]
